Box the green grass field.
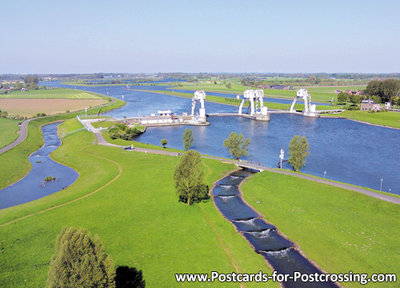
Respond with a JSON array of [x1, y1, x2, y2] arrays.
[[322, 110, 400, 129], [1, 88, 105, 99], [242, 172, 400, 288], [0, 118, 20, 148], [0, 119, 273, 287]]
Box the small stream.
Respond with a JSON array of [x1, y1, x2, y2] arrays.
[[0, 123, 79, 209], [212, 169, 339, 288]]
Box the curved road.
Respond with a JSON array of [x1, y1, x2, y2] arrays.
[[0, 119, 31, 155], [79, 118, 400, 205]]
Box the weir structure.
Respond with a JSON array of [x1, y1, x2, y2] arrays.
[[191, 90, 207, 121], [290, 89, 318, 117], [238, 89, 270, 121]]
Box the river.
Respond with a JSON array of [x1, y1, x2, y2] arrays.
[[41, 81, 400, 195]]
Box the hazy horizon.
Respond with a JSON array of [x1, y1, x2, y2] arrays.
[[2, 0, 399, 74]]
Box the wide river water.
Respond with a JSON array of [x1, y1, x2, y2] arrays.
[[43, 82, 400, 195]]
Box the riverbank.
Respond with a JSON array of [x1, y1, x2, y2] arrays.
[[321, 110, 400, 129]]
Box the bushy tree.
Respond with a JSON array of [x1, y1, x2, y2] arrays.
[[182, 128, 193, 150], [161, 139, 168, 149], [46, 227, 115, 288], [223, 132, 251, 160], [337, 92, 348, 104], [174, 150, 208, 205], [109, 123, 142, 140], [288, 135, 310, 172]]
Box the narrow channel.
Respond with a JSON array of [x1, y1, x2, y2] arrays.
[[212, 169, 339, 288], [0, 122, 79, 209]]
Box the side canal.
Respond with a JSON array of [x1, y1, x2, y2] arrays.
[[212, 169, 339, 288]]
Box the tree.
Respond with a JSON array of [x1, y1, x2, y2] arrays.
[[365, 79, 400, 103], [182, 128, 193, 150], [288, 135, 310, 172], [173, 150, 207, 205], [226, 82, 232, 89], [46, 227, 115, 288], [161, 139, 168, 149], [223, 132, 251, 160], [337, 92, 348, 104]]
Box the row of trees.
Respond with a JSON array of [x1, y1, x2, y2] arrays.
[[173, 131, 310, 206], [365, 79, 400, 103]]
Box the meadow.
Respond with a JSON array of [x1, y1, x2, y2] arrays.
[[241, 172, 400, 288], [322, 110, 400, 129], [0, 119, 273, 287], [0, 118, 20, 148]]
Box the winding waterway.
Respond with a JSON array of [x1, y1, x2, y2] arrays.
[[0, 122, 79, 209], [213, 169, 338, 288], [41, 81, 400, 195]]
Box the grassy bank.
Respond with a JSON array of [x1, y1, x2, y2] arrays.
[[0, 121, 272, 287], [321, 110, 400, 129], [241, 171, 400, 288], [0, 118, 20, 148]]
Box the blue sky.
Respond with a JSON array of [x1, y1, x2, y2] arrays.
[[1, 0, 399, 73]]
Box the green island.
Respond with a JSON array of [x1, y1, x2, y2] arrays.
[[241, 172, 400, 288]]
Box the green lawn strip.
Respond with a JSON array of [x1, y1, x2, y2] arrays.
[[0, 118, 20, 148], [0, 131, 272, 287], [0, 98, 125, 191], [1, 88, 105, 99], [321, 110, 400, 129], [241, 172, 400, 288]]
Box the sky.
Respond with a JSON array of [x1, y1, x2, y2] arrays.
[[1, 0, 399, 74]]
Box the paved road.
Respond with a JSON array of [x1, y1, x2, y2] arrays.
[[81, 117, 400, 205], [0, 119, 32, 155]]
